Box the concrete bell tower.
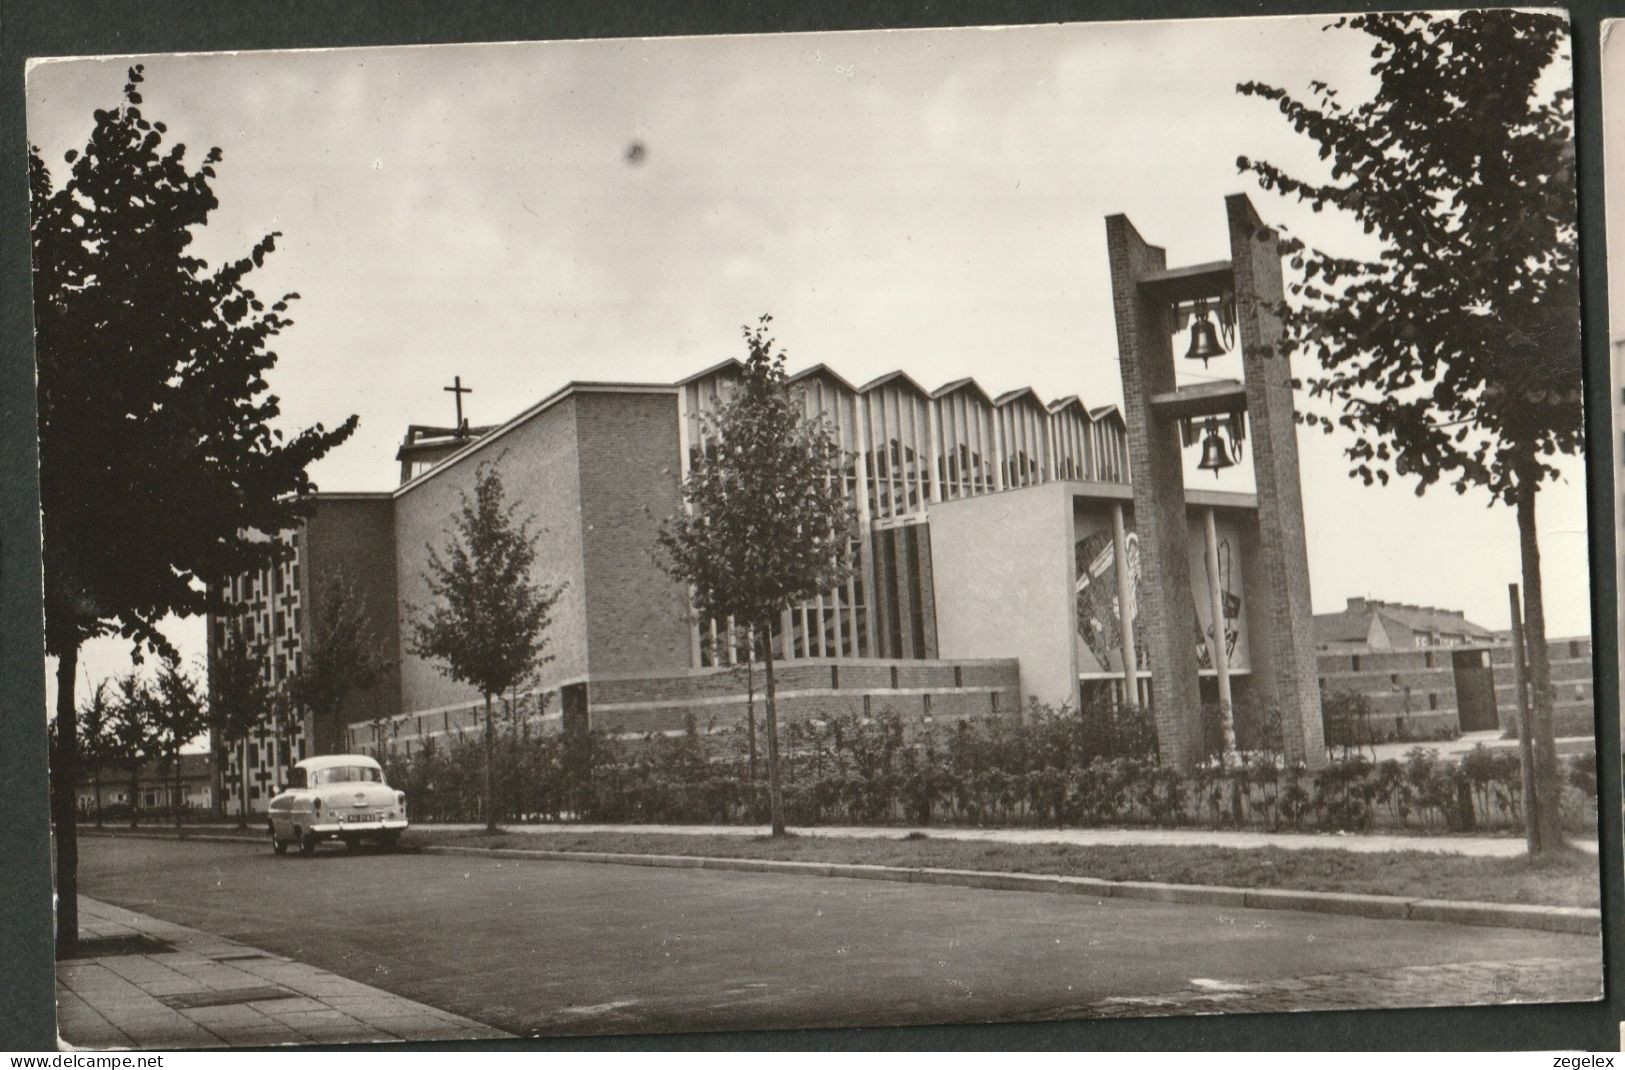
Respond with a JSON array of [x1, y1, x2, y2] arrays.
[[1105, 193, 1325, 770]]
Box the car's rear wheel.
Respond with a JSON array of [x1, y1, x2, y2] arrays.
[[341, 834, 359, 850], [298, 830, 317, 856], [381, 830, 402, 850], [269, 823, 287, 855]]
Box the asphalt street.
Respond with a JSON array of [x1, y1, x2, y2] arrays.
[[76, 834, 1602, 1039]]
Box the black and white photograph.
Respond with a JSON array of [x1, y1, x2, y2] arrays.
[[22, 8, 1603, 1048]]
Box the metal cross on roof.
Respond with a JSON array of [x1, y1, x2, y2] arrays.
[[444, 375, 473, 433]]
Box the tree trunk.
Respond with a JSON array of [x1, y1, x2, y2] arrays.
[[1515, 480, 1565, 853], [129, 768, 140, 828], [93, 765, 103, 829], [762, 620, 786, 836], [746, 651, 758, 789], [237, 739, 250, 829], [173, 747, 184, 828], [51, 645, 81, 952], [212, 740, 225, 821], [483, 691, 498, 833]]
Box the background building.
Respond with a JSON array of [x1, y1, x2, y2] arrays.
[[75, 753, 215, 816], [1314, 597, 1595, 741]]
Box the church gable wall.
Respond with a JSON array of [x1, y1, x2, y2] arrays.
[[392, 395, 590, 714]]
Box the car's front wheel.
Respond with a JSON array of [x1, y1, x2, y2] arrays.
[[298, 830, 318, 856], [269, 823, 287, 855]]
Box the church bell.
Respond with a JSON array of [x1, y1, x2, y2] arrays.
[[1196, 421, 1235, 476], [1184, 312, 1226, 366]]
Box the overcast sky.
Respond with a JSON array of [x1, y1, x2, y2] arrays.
[[27, 14, 1593, 705]]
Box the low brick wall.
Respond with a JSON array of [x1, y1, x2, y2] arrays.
[[351, 656, 1023, 755], [585, 657, 1022, 737]]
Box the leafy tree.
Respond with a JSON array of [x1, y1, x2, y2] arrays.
[[1236, 11, 1577, 852], [151, 658, 209, 827], [657, 316, 856, 835], [30, 66, 357, 944], [287, 571, 393, 755], [109, 674, 161, 829], [410, 461, 563, 833], [208, 634, 270, 827]]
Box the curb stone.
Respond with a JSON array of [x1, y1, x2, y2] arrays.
[[80, 828, 1599, 935], [1406, 899, 1598, 934], [1111, 881, 1249, 907], [1243, 888, 1410, 919]]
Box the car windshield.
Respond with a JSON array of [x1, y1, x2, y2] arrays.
[[310, 765, 383, 786]]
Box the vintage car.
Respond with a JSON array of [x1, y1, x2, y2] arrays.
[[267, 754, 408, 855]]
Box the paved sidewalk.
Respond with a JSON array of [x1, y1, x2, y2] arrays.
[[425, 821, 1599, 857], [56, 897, 510, 1049], [1365, 731, 1594, 764]]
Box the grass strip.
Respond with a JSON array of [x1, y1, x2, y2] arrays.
[[407, 828, 1598, 909]]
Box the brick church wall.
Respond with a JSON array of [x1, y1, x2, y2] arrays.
[[300, 495, 400, 753], [573, 391, 693, 677]]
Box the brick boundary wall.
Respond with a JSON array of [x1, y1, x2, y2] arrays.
[[352, 657, 1023, 754]]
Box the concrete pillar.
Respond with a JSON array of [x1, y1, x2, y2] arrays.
[[676, 388, 704, 668], [1111, 501, 1139, 707], [892, 527, 918, 659], [853, 396, 881, 657], [913, 523, 939, 659], [927, 400, 944, 505], [1106, 213, 1204, 768], [1226, 193, 1325, 767], [1203, 506, 1235, 751]]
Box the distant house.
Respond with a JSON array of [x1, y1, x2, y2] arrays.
[[77, 752, 215, 815], [1314, 596, 1497, 653]]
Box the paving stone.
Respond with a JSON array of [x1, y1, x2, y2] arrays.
[[248, 996, 328, 1015], [179, 1004, 277, 1026], [217, 1024, 307, 1043]]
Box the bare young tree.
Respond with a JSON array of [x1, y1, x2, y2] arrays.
[[77, 682, 116, 828], [109, 673, 160, 829], [151, 658, 209, 827], [208, 635, 271, 828]]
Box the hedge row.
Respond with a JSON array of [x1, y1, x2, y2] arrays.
[[376, 702, 1596, 835]]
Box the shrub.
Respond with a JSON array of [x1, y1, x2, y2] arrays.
[[370, 699, 1560, 837]]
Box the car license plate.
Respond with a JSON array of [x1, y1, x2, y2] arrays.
[[344, 813, 379, 823]]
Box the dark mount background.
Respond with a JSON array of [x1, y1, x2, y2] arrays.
[[3, 0, 1619, 1052]]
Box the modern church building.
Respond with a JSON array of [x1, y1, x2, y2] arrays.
[[212, 195, 1331, 812]]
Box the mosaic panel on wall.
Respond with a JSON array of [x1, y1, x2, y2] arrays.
[[212, 531, 308, 814], [1072, 508, 1250, 678]]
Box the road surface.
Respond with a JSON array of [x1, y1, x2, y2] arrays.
[[76, 834, 1602, 1039]]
